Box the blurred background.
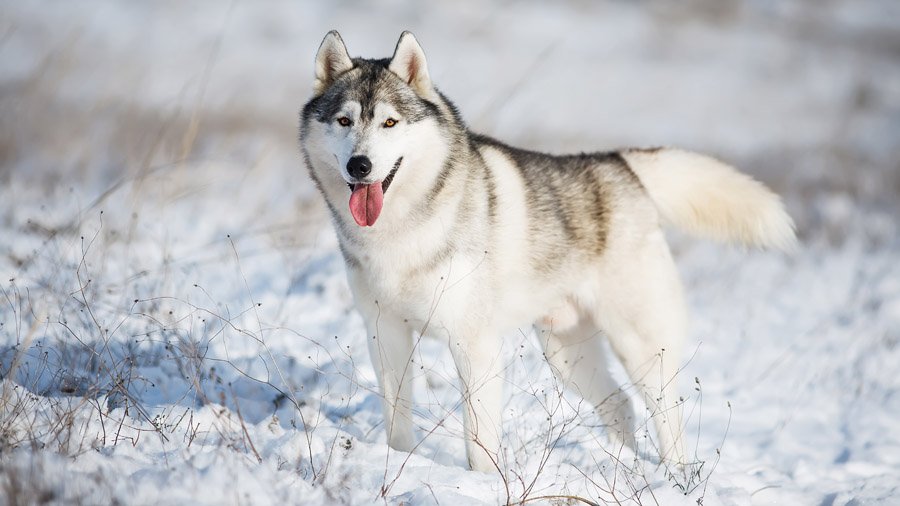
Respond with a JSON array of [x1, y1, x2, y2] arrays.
[[3, 0, 898, 220], [1, 1, 899, 503]]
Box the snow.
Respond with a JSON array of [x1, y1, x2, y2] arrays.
[[2, 1, 899, 504]]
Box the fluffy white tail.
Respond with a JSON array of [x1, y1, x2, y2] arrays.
[[622, 148, 797, 251]]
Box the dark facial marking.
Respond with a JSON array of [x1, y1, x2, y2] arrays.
[[305, 59, 441, 127], [382, 156, 403, 193]]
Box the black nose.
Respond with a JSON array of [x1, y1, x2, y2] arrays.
[[347, 156, 372, 179]]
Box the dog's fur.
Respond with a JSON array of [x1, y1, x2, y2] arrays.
[[299, 31, 796, 472]]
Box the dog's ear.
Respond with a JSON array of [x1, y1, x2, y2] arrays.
[[389, 31, 434, 97], [314, 30, 353, 96]]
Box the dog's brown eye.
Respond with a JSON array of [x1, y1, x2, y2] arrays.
[[337, 117, 351, 127], [383, 118, 397, 128]]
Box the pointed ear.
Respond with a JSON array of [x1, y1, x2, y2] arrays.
[[314, 31, 353, 95], [388, 31, 434, 97]]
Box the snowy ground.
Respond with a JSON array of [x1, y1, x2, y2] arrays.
[[2, 1, 899, 504]]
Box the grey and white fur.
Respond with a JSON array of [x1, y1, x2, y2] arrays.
[[299, 30, 796, 473]]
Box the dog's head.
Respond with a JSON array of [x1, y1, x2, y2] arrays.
[[300, 31, 452, 228]]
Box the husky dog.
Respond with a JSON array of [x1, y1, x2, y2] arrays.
[[299, 31, 796, 472]]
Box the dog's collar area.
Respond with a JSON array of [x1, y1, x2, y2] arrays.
[[347, 156, 402, 193]]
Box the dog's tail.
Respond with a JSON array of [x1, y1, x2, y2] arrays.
[[622, 148, 797, 251]]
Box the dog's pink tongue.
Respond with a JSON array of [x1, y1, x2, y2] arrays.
[[349, 182, 384, 227]]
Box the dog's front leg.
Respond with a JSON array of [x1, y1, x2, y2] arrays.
[[449, 333, 504, 473], [365, 313, 416, 453]]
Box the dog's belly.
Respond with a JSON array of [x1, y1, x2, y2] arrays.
[[413, 268, 582, 339], [493, 274, 584, 331], [350, 234, 593, 341]]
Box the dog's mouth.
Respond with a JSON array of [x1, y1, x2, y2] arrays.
[[347, 156, 402, 227]]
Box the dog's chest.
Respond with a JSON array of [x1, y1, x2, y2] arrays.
[[347, 241, 488, 325]]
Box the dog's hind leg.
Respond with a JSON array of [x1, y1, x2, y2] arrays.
[[535, 311, 637, 453], [366, 313, 416, 453], [594, 231, 688, 465]]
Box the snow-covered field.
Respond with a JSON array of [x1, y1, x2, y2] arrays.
[[2, 1, 899, 504]]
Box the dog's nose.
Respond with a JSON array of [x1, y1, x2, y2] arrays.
[[347, 156, 372, 179]]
